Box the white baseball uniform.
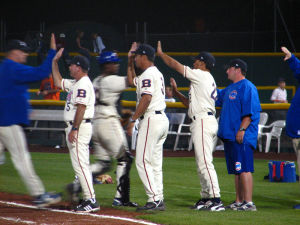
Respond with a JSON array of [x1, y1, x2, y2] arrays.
[[184, 65, 221, 199], [61, 76, 95, 200], [134, 66, 169, 202], [92, 75, 130, 199]]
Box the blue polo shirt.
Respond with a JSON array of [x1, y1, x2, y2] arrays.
[[216, 79, 261, 148], [0, 49, 55, 126], [286, 54, 300, 138]]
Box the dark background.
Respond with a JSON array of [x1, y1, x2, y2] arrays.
[[1, 0, 300, 52]]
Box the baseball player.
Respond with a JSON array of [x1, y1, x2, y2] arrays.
[[157, 41, 224, 211], [216, 59, 261, 211], [281, 47, 300, 209], [127, 42, 169, 211], [0, 34, 61, 207], [67, 51, 137, 207], [52, 48, 99, 213]]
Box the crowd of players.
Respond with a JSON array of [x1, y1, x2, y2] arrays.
[[0, 33, 299, 213]]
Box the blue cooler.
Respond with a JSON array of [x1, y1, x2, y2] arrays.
[[268, 161, 296, 182]]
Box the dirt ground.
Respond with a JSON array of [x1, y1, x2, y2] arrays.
[[0, 145, 296, 225]]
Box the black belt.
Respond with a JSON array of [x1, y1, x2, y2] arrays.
[[140, 111, 162, 120], [193, 112, 213, 120], [68, 119, 91, 125], [96, 101, 109, 106]]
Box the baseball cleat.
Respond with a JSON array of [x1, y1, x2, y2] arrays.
[[136, 200, 165, 211], [234, 201, 257, 211], [74, 199, 100, 213], [190, 198, 209, 210], [112, 198, 138, 207], [33, 192, 62, 208], [225, 201, 243, 210], [196, 200, 225, 211]]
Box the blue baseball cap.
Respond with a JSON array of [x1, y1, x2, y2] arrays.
[[133, 44, 155, 60], [97, 51, 120, 64]]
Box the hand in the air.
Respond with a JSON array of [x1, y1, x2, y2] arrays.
[[53, 48, 64, 62], [128, 42, 137, 58], [50, 33, 56, 50], [170, 77, 178, 92], [281, 46, 292, 61], [157, 41, 163, 56]]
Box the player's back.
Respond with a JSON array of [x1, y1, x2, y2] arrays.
[[93, 75, 127, 118]]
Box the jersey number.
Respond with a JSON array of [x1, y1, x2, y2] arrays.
[[210, 83, 217, 101]]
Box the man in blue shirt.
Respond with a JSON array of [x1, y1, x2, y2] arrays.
[[0, 34, 61, 207], [216, 59, 261, 211], [281, 46, 300, 210]]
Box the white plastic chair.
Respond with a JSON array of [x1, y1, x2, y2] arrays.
[[166, 113, 191, 151], [258, 120, 286, 153], [257, 112, 269, 152]]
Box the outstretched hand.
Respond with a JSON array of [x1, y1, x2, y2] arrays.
[[128, 42, 137, 58], [170, 77, 177, 92], [281, 46, 292, 61], [53, 48, 64, 62], [50, 33, 56, 50], [157, 41, 163, 56]]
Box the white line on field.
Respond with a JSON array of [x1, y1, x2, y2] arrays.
[[0, 200, 160, 225], [0, 216, 36, 224]]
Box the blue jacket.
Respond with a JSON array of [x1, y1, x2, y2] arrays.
[[0, 49, 56, 126], [216, 79, 261, 148], [286, 54, 300, 138]]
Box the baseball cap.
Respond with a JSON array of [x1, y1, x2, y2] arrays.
[[226, 58, 247, 73], [278, 77, 285, 82], [59, 33, 66, 38], [97, 51, 120, 64], [70, 56, 90, 71], [6, 40, 31, 53], [133, 44, 156, 60], [194, 51, 216, 69]]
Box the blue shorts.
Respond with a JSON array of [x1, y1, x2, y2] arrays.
[[223, 141, 254, 174]]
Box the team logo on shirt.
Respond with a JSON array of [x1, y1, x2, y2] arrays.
[[77, 89, 86, 98], [229, 90, 237, 100], [235, 162, 241, 171], [142, 79, 151, 88]]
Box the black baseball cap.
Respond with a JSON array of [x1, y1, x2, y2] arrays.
[[278, 77, 285, 82], [70, 56, 90, 71], [194, 51, 216, 69], [6, 40, 31, 53], [226, 58, 247, 73], [133, 44, 156, 60]]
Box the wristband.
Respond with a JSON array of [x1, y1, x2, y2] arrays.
[[239, 127, 246, 131], [72, 127, 78, 131]]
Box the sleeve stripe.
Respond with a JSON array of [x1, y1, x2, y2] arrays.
[[184, 66, 186, 77], [62, 79, 65, 91]]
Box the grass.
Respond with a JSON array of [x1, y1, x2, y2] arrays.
[[0, 151, 300, 225]]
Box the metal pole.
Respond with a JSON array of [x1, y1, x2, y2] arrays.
[[143, 22, 147, 43], [274, 0, 277, 52], [251, 0, 256, 52], [276, 1, 296, 52], [135, 22, 139, 41]]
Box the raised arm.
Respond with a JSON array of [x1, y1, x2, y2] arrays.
[[52, 48, 64, 88], [170, 77, 189, 108], [157, 41, 184, 75], [127, 42, 137, 87]]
